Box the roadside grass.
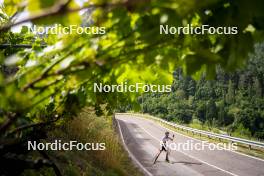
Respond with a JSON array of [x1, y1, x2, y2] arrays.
[[188, 120, 222, 134], [129, 113, 264, 160], [22, 108, 143, 176]]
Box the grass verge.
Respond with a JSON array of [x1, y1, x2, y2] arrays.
[[22, 108, 143, 176]]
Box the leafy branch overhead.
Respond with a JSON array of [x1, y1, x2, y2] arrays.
[[0, 0, 264, 175]]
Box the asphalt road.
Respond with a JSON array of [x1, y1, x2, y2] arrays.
[[115, 114, 264, 176]]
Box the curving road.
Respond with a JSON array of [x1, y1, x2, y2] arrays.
[[115, 114, 264, 176]]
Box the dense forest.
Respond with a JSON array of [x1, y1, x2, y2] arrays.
[[139, 43, 264, 140]]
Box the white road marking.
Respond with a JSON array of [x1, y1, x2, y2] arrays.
[[133, 115, 264, 163], [116, 119, 153, 176], [138, 122, 239, 176]]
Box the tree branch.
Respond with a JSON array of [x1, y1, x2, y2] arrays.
[[0, 44, 46, 49], [38, 150, 62, 176], [0, 112, 18, 134], [0, 2, 126, 32], [7, 115, 61, 136], [21, 48, 77, 91]]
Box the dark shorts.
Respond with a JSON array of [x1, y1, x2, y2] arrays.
[[161, 146, 167, 151]]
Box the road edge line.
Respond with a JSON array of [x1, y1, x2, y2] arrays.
[[128, 113, 264, 162], [115, 117, 153, 176], [138, 123, 238, 176]]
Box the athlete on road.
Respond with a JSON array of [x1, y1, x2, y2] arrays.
[[153, 131, 174, 164]]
